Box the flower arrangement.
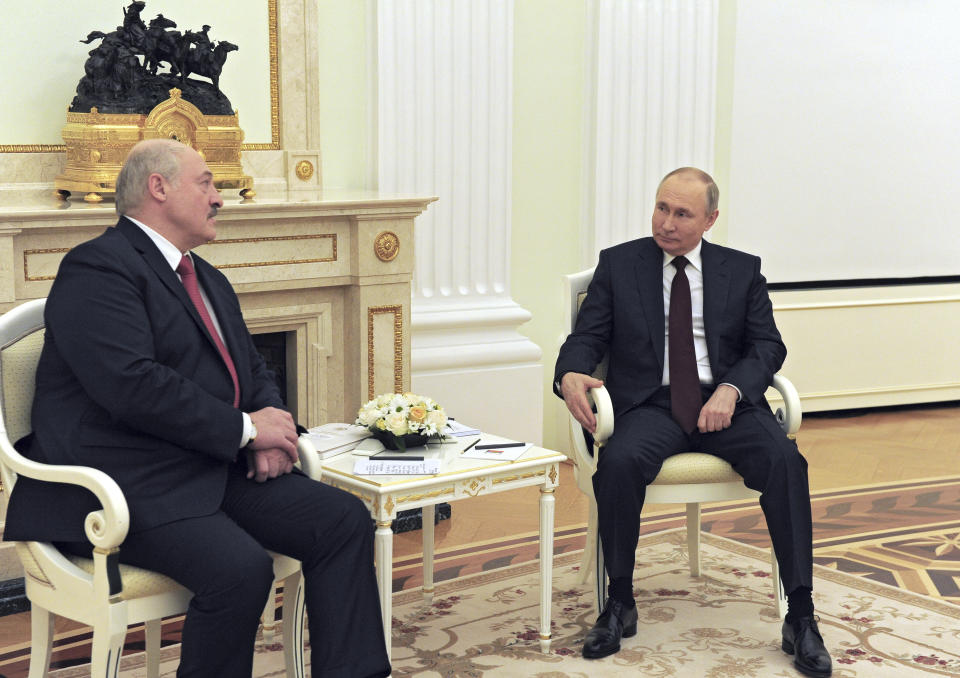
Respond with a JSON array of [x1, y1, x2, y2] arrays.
[[356, 392, 448, 451]]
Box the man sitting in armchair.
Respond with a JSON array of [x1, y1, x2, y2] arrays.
[[555, 167, 831, 677], [5, 139, 391, 678]]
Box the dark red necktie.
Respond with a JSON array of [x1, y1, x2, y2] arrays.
[[177, 254, 240, 407], [669, 256, 701, 433]]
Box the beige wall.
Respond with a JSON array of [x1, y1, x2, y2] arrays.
[[316, 0, 372, 190], [0, 0, 274, 147], [312, 1, 590, 452], [511, 1, 587, 453], [3, 1, 954, 457]]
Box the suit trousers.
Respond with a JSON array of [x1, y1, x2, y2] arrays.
[[593, 387, 813, 595], [60, 464, 390, 678]]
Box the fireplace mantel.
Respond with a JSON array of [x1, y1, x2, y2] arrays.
[[0, 192, 436, 427]]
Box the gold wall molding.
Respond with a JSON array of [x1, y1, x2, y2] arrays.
[[0, 0, 280, 154], [25, 232, 336, 280], [241, 0, 281, 151], [23, 248, 71, 282], [205, 233, 337, 268], [367, 304, 403, 400]]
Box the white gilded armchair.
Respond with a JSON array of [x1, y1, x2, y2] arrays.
[[0, 298, 319, 678], [562, 267, 800, 618]]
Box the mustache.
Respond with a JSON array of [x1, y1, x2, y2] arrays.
[[208, 207, 218, 219]]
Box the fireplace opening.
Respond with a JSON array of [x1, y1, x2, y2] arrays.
[[252, 331, 289, 406], [251, 329, 449, 533]]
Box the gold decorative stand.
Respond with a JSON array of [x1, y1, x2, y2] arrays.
[[55, 89, 254, 203]]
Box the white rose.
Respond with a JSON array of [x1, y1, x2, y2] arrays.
[[357, 406, 380, 427], [385, 412, 409, 435]]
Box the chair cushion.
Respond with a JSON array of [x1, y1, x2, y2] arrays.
[[651, 452, 742, 485], [65, 554, 186, 598]]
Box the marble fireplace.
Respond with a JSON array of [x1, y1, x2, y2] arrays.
[[0, 192, 435, 584]]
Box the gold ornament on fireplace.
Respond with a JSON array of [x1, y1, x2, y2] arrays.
[[295, 160, 315, 181], [374, 231, 400, 262], [55, 88, 253, 203]]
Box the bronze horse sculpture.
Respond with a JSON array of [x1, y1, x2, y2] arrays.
[[179, 40, 238, 92]]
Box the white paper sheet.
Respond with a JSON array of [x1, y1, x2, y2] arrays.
[[353, 459, 441, 475]]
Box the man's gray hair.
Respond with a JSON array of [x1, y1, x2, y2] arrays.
[[115, 140, 187, 215], [657, 167, 719, 215]]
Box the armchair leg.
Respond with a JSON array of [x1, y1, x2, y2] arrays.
[[280, 570, 306, 678], [91, 602, 129, 678], [261, 584, 278, 643], [686, 503, 702, 577], [144, 619, 162, 678], [771, 549, 787, 618], [28, 604, 54, 678], [579, 500, 598, 584]]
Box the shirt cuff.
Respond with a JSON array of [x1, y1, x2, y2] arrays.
[[719, 382, 742, 401], [239, 411, 253, 448]]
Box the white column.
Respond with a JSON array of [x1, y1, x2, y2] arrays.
[[376, 0, 543, 444], [584, 0, 718, 260]]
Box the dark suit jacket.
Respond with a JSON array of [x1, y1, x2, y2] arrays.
[[555, 237, 786, 416], [5, 217, 283, 542]]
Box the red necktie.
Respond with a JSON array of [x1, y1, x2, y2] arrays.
[[177, 254, 240, 407], [669, 256, 701, 433]]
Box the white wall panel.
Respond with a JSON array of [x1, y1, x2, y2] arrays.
[[377, 0, 543, 442], [586, 0, 718, 259]]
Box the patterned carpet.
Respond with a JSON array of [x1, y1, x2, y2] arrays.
[[5, 476, 960, 677], [70, 529, 960, 677], [393, 475, 960, 606]]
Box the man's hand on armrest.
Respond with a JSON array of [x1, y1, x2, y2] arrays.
[[697, 383, 738, 433], [561, 372, 604, 434], [248, 406, 299, 463]]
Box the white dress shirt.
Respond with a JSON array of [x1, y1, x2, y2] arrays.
[[661, 240, 741, 400]]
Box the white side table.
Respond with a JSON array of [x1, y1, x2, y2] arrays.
[[320, 437, 566, 658]]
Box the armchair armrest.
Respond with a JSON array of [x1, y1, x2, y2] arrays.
[[770, 374, 802, 436], [296, 435, 323, 481], [0, 435, 129, 550], [589, 385, 614, 445], [590, 374, 800, 442]]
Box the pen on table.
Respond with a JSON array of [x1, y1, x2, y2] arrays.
[[461, 438, 480, 453], [375, 455, 424, 461], [474, 442, 526, 450]]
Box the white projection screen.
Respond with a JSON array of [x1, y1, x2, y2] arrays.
[[726, 0, 960, 285]]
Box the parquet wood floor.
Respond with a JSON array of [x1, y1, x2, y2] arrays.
[[0, 403, 957, 677]]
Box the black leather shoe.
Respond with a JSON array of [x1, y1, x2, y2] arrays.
[[782, 615, 832, 677], [582, 598, 638, 659]]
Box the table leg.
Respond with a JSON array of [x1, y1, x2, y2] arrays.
[[375, 519, 393, 658], [422, 504, 435, 604], [539, 487, 555, 653]]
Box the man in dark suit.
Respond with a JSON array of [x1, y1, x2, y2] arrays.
[[556, 168, 831, 677], [5, 139, 390, 678]]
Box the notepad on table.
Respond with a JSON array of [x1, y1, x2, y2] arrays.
[[444, 420, 482, 437], [460, 442, 532, 461]]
